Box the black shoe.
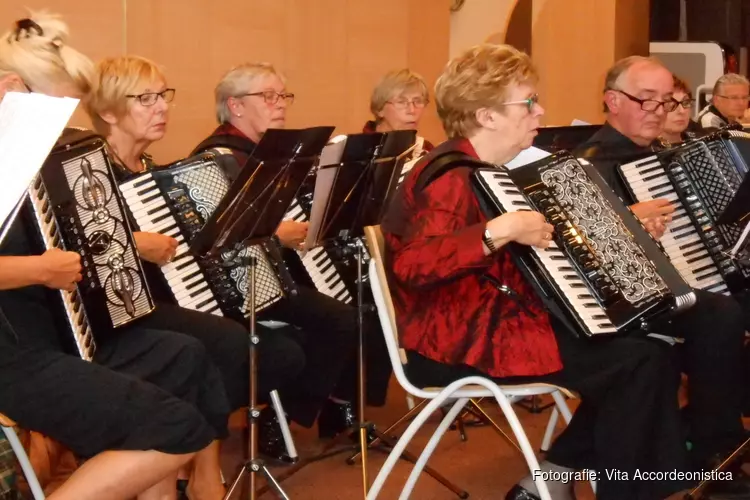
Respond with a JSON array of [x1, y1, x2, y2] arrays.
[[258, 406, 297, 464], [505, 485, 540, 500], [317, 399, 356, 439]]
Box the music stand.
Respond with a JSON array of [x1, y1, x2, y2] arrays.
[[191, 127, 334, 500], [316, 130, 414, 492]]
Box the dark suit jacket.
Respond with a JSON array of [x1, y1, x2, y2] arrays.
[[380, 138, 562, 378]]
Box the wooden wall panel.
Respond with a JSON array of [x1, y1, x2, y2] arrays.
[[532, 0, 617, 126], [0, 0, 450, 162], [532, 0, 649, 126]]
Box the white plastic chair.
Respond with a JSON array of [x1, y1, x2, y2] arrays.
[[0, 415, 45, 499], [363, 226, 576, 500]]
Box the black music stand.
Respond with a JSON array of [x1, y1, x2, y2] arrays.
[[311, 130, 415, 493], [191, 127, 333, 500]]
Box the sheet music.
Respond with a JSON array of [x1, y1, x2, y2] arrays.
[[504, 146, 552, 170], [303, 137, 347, 252], [0, 92, 79, 228]]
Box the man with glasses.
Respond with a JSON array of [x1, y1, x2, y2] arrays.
[[575, 55, 750, 499], [697, 73, 750, 130]]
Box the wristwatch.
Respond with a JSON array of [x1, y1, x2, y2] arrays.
[[483, 227, 497, 253]]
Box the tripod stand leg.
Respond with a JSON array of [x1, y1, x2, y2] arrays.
[[223, 258, 291, 500], [259, 464, 291, 500], [466, 400, 520, 452], [367, 427, 469, 498]]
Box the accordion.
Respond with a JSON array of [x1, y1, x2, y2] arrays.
[[118, 152, 294, 317], [282, 176, 355, 304], [28, 130, 154, 359], [471, 152, 696, 338], [618, 129, 750, 295]]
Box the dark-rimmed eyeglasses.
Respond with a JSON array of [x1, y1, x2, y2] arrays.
[[126, 88, 176, 106], [499, 93, 539, 112], [673, 97, 696, 109], [613, 89, 678, 112], [236, 90, 295, 105]]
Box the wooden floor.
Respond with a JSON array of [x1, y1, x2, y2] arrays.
[[220, 380, 596, 500]]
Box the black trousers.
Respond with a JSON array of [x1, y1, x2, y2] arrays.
[[650, 289, 746, 466], [406, 320, 687, 500], [125, 303, 305, 413], [0, 312, 214, 458], [259, 286, 359, 427]]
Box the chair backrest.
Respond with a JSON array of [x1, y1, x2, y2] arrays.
[[364, 226, 402, 357], [364, 225, 417, 382]]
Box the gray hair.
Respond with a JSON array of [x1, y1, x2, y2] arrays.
[[713, 73, 750, 95], [602, 55, 668, 112], [214, 62, 286, 124]]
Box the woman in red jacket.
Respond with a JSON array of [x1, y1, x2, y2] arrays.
[[381, 43, 688, 500]]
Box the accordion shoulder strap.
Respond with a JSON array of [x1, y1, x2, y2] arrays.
[[191, 134, 256, 157], [414, 151, 490, 193]]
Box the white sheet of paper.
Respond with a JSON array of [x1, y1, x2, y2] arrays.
[[571, 119, 591, 126], [504, 146, 552, 170], [303, 136, 348, 252], [0, 92, 79, 229]]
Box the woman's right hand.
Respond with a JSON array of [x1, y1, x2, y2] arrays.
[[37, 248, 82, 291], [486, 211, 554, 250]]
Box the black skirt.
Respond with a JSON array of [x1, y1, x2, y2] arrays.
[[0, 328, 214, 458]]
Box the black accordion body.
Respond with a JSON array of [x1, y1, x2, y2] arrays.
[[27, 131, 154, 359], [118, 152, 295, 318], [472, 152, 696, 337], [618, 129, 750, 295]]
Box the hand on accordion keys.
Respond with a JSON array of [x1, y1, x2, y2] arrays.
[[38, 248, 82, 292], [485, 211, 555, 253], [276, 220, 309, 250], [630, 199, 675, 240], [133, 231, 178, 266]]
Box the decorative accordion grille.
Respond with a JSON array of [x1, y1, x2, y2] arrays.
[[62, 148, 152, 325], [171, 159, 284, 312], [540, 158, 669, 304], [679, 140, 744, 245]]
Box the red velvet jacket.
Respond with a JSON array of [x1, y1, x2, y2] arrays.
[[380, 138, 563, 378]]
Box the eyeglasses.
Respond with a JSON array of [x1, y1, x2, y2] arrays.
[[126, 88, 176, 106], [386, 97, 428, 110], [499, 94, 539, 112], [613, 89, 678, 112], [673, 97, 696, 109], [237, 90, 295, 105], [715, 94, 750, 102]]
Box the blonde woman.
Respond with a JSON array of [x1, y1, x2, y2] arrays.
[[0, 13, 214, 500]]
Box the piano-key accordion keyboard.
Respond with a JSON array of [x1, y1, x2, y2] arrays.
[[472, 153, 696, 337], [119, 153, 290, 317], [619, 131, 750, 295], [285, 184, 354, 304], [28, 133, 154, 359]]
